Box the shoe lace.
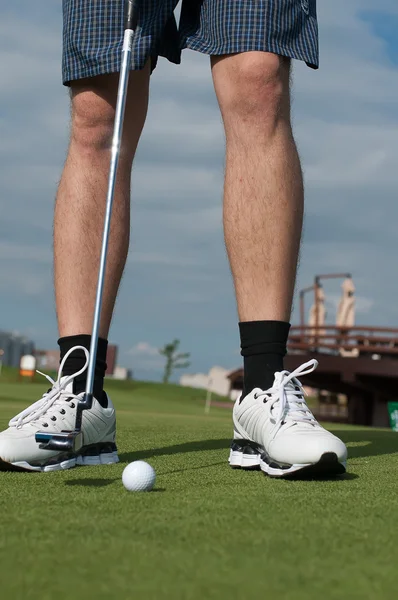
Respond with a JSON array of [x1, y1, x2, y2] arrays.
[[9, 346, 89, 429], [256, 359, 318, 426]]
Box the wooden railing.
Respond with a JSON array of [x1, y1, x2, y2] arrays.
[[288, 326, 398, 357]]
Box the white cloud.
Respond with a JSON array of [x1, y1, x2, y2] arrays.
[[351, 296, 375, 315], [128, 342, 159, 357], [127, 342, 164, 371]]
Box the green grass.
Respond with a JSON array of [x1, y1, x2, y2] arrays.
[[0, 379, 398, 600]]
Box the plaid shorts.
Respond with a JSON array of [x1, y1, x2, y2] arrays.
[[62, 0, 318, 85]]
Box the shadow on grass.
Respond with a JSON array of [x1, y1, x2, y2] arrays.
[[119, 429, 398, 465], [65, 478, 166, 491], [65, 478, 116, 487], [160, 461, 226, 475], [279, 471, 359, 482], [119, 438, 230, 463], [334, 429, 398, 459]]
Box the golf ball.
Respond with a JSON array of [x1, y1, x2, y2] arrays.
[[122, 460, 156, 492]]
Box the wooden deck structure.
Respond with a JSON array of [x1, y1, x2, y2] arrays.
[[286, 325, 398, 427], [228, 274, 398, 427]]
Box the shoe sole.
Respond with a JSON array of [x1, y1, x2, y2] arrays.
[[0, 442, 119, 473], [229, 441, 346, 479]]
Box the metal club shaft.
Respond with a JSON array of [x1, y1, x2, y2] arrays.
[[84, 30, 134, 402], [35, 0, 138, 452]]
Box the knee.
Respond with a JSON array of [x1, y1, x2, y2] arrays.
[[70, 93, 115, 155], [215, 53, 290, 134]]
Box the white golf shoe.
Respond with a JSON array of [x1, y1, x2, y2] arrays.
[[0, 346, 119, 472], [229, 359, 347, 478]]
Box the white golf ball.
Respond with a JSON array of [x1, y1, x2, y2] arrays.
[[122, 460, 156, 492]]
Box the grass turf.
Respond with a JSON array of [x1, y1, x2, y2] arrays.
[[0, 379, 398, 600]]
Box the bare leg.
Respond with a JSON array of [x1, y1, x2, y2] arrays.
[[54, 66, 150, 338], [211, 53, 303, 322]]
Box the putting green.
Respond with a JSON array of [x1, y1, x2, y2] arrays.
[[0, 379, 397, 600]]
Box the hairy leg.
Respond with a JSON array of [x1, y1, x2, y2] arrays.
[[54, 66, 150, 338], [212, 52, 303, 322]]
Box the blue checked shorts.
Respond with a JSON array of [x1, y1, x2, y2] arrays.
[[62, 0, 318, 85]]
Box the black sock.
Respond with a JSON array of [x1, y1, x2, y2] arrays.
[[58, 335, 108, 408], [239, 320, 291, 397]]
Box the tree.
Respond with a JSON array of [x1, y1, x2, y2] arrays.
[[159, 339, 190, 384]]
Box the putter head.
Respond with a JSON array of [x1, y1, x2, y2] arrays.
[[35, 430, 84, 452], [35, 392, 93, 452]]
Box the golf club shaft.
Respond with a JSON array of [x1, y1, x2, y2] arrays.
[[84, 1, 136, 403]]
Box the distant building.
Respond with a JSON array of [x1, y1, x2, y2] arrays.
[[0, 331, 35, 368], [106, 366, 132, 380], [180, 373, 209, 390], [180, 366, 239, 400]]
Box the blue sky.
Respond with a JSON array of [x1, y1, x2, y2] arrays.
[[1, 0, 398, 381]]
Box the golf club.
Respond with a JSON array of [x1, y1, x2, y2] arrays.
[[35, 0, 138, 453]]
